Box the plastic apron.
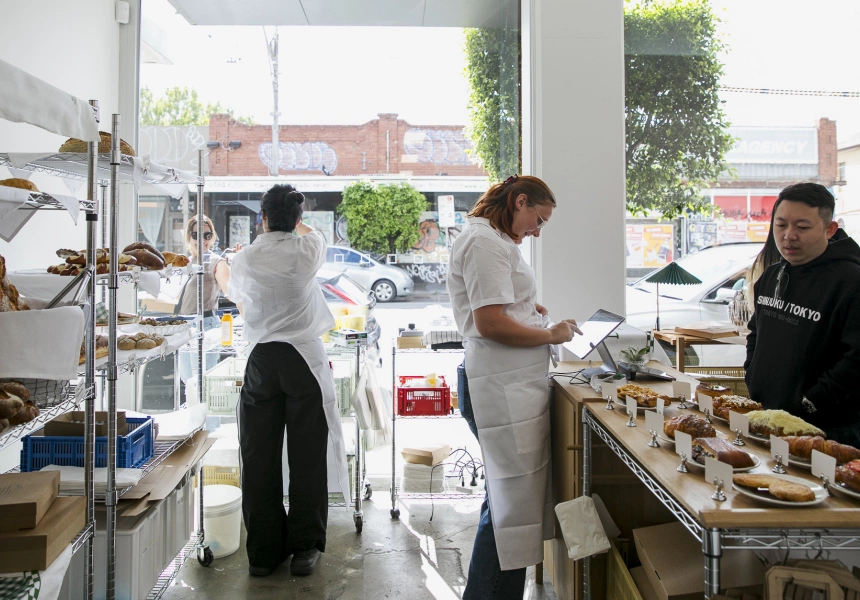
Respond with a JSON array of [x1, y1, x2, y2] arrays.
[[465, 314, 554, 572]]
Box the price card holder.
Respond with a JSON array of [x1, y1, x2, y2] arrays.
[[729, 412, 749, 436], [673, 381, 692, 399], [698, 393, 714, 416], [675, 431, 693, 459], [705, 457, 733, 500], [602, 380, 618, 400], [645, 409, 664, 435], [656, 398, 665, 415], [626, 396, 637, 417], [770, 436, 789, 462], [811, 450, 837, 485]]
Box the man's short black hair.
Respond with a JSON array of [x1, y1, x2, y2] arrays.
[[261, 184, 305, 232], [774, 182, 835, 224]]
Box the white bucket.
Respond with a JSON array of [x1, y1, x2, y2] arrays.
[[203, 484, 243, 558]]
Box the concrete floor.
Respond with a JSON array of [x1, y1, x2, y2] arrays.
[[162, 497, 558, 600]]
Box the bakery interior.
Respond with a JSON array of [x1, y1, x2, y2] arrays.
[[2, 1, 860, 600]]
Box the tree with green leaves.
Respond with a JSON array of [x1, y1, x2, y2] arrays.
[[338, 181, 427, 256], [463, 0, 733, 219], [625, 0, 733, 219], [140, 87, 255, 126]]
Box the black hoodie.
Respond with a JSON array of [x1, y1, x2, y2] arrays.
[[745, 229, 860, 446]]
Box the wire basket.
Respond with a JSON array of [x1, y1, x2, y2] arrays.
[[0, 378, 71, 408]]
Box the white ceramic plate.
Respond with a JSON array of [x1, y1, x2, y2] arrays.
[[688, 452, 762, 473], [787, 455, 812, 470], [745, 431, 771, 444], [733, 473, 827, 507], [135, 322, 190, 336], [656, 430, 726, 445], [612, 398, 661, 412], [830, 482, 860, 502]]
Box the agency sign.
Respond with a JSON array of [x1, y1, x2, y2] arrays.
[[726, 127, 818, 164]]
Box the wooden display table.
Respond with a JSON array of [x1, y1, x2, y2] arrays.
[[545, 362, 860, 600], [652, 329, 748, 372]]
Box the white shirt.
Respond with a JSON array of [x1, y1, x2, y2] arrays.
[[228, 229, 335, 346], [448, 217, 540, 339]]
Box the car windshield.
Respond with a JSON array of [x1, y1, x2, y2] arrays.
[[629, 243, 762, 301]]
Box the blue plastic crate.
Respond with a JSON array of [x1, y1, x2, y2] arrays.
[[20, 416, 155, 472]]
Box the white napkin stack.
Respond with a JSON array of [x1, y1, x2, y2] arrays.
[[0, 306, 83, 380]]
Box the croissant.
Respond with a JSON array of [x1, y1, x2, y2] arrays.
[[782, 436, 860, 465], [663, 414, 716, 440]]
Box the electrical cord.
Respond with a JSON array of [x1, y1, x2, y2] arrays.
[[414, 447, 485, 521]]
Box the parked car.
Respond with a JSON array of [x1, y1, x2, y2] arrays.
[[325, 246, 414, 303], [625, 242, 764, 366], [317, 267, 381, 348]]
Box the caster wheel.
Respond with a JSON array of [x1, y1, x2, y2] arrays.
[[355, 515, 363, 533], [197, 547, 214, 567], [390, 508, 400, 519], [364, 484, 372, 501]]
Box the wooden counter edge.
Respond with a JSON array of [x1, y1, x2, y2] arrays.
[[700, 507, 860, 529]]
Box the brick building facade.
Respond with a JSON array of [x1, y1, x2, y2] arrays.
[[208, 113, 488, 178]]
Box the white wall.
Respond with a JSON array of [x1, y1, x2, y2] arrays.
[[836, 147, 860, 240], [529, 0, 627, 323], [0, 0, 120, 271]]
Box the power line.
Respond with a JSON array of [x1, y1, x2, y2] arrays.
[[720, 86, 860, 98]]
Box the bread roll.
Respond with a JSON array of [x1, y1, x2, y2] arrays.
[[136, 338, 157, 350], [0, 381, 29, 402], [117, 336, 136, 351], [0, 390, 24, 420], [0, 178, 39, 192], [59, 132, 136, 156], [65, 254, 86, 266], [8, 400, 39, 426], [123, 242, 164, 262], [124, 248, 164, 270]]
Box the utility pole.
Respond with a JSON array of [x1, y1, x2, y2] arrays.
[[268, 29, 280, 176]]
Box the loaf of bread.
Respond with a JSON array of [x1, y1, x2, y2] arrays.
[[124, 248, 165, 270], [8, 400, 39, 426], [0, 254, 29, 311], [692, 437, 755, 468], [663, 414, 716, 440], [781, 436, 860, 464], [746, 410, 825, 438], [714, 396, 762, 420], [59, 132, 136, 156], [123, 242, 164, 262], [0, 177, 39, 192], [0, 381, 29, 402], [835, 460, 860, 493], [0, 390, 24, 420]]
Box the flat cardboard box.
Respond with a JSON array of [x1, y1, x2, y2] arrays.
[[43, 411, 128, 437], [141, 298, 177, 314], [674, 323, 739, 339], [402, 444, 451, 467], [631, 566, 660, 600], [396, 336, 426, 349], [0, 496, 85, 571], [0, 471, 60, 532], [634, 522, 766, 600]]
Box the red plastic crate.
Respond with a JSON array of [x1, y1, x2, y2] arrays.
[[396, 375, 450, 416]]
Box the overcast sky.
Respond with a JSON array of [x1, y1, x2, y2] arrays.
[[142, 0, 860, 142]]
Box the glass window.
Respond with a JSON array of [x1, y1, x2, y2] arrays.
[[344, 250, 362, 264]]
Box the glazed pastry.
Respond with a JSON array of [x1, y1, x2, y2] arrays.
[[746, 410, 825, 438], [692, 437, 754, 468], [663, 414, 716, 439], [783, 436, 860, 464], [835, 460, 860, 493], [714, 396, 761, 420]]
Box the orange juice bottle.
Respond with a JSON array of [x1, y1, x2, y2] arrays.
[[221, 312, 233, 346]]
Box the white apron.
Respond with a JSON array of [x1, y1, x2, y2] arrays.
[[466, 339, 554, 571]]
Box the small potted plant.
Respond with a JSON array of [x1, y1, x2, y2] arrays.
[[620, 346, 649, 372]]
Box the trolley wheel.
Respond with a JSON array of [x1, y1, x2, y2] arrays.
[[355, 514, 363, 533], [197, 546, 214, 567], [364, 484, 372, 500], [390, 508, 400, 519]]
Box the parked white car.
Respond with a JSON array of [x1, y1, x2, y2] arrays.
[[325, 246, 415, 303], [625, 243, 763, 366]]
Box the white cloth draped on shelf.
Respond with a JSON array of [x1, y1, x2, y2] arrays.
[[0, 306, 83, 380]]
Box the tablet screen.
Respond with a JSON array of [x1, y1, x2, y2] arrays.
[[562, 309, 625, 359]]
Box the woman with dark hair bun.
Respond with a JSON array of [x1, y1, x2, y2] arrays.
[[228, 184, 349, 578]]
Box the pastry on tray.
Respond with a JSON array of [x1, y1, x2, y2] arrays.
[[59, 131, 136, 156], [714, 396, 762, 420], [746, 410, 825, 438], [782, 436, 860, 464], [616, 383, 671, 408], [0, 178, 38, 192], [663, 414, 716, 440], [161, 252, 190, 267], [692, 437, 755, 468], [696, 383, 732, 405], [733, 473, 815, 502], [835, 460, 860, 493]]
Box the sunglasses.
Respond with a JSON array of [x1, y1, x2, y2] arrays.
[[529, 205, 549, 230], [191, 231, 213, 241]]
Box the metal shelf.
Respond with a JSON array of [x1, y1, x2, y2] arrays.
[[12, 191, 96, 212], [145, 534, 202, 600], [0, 153, 202, 185], [0, 384, 91, 453], [71, 522, 95, 556]]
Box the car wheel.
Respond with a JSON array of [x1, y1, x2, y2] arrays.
[[372, 279, 396, 303]]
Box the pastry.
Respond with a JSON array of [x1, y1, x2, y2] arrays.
[[117, 336, 136, 351], [124, 248, 165, 270], [0, 254, 29, 311], [696, 383, 732, 407], [692, 437, 755, 468], [136, 338, 157, 350], [162, 252, 190, 267], [0, 178, 38, 192], [733, 473, 816, 502], [733, 474, 781, 489], [0, 390, 24, 420], [835, 460, 860, 493], [65, 253, 86, 266], [123, 242, 164, 262], [714, 396, 762, 420], [96, 263, 108, 275], [746, 410, 825, 438], [59, 131, 136, 156], [56, 249, 77, 259], [8, 400, 39, 426], [783, 436, 860, 464], [617, 383, 670, 408], [664, 414, 716, 439], [0, 381, 29, 402]]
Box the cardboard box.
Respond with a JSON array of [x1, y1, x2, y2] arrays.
[[634, 522, 766, 600], [141, 298, 177, 314], [0, 496, 85, 571], [396, 336, 426, 349], [43, 411, 128, 437], [0, 471, 60, 532], [401, 444, 451, 467], [631, 566, 661, 600]]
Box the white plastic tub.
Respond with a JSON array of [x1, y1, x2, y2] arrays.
[[203, 484, 242, 558]]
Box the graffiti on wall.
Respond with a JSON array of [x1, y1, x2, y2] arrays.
[[403, 263, 448, 285], [403, 129, 475, 165], [139, 126, 208, 171], [302, 211, 335, 245], [258, 141, 338, 174]]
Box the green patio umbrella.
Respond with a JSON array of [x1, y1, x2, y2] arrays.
[[645, 262, 702, 331]]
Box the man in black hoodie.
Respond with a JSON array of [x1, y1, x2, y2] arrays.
[[745, 182, 860, 446]]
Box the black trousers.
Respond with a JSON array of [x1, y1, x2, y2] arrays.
[[238, 341, 329, 568]]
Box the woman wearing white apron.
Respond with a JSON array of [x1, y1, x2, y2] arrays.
[[448, 175, 581, 599], [228, 184, 350, 578]]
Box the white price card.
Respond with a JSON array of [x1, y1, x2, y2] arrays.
[[675, 431, 693, 460], [770, 435, 789, 462], [729, 411, 749, 437], [657, 398, 665, 415], [626, 396, 638, 419], [698, 393, 714, 416], [705, 456, 734, 491], [602, 380, 618, 400], [672, 381, 692, 400], [811, 449, 837, 483], [645, 409, 664, 436]]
